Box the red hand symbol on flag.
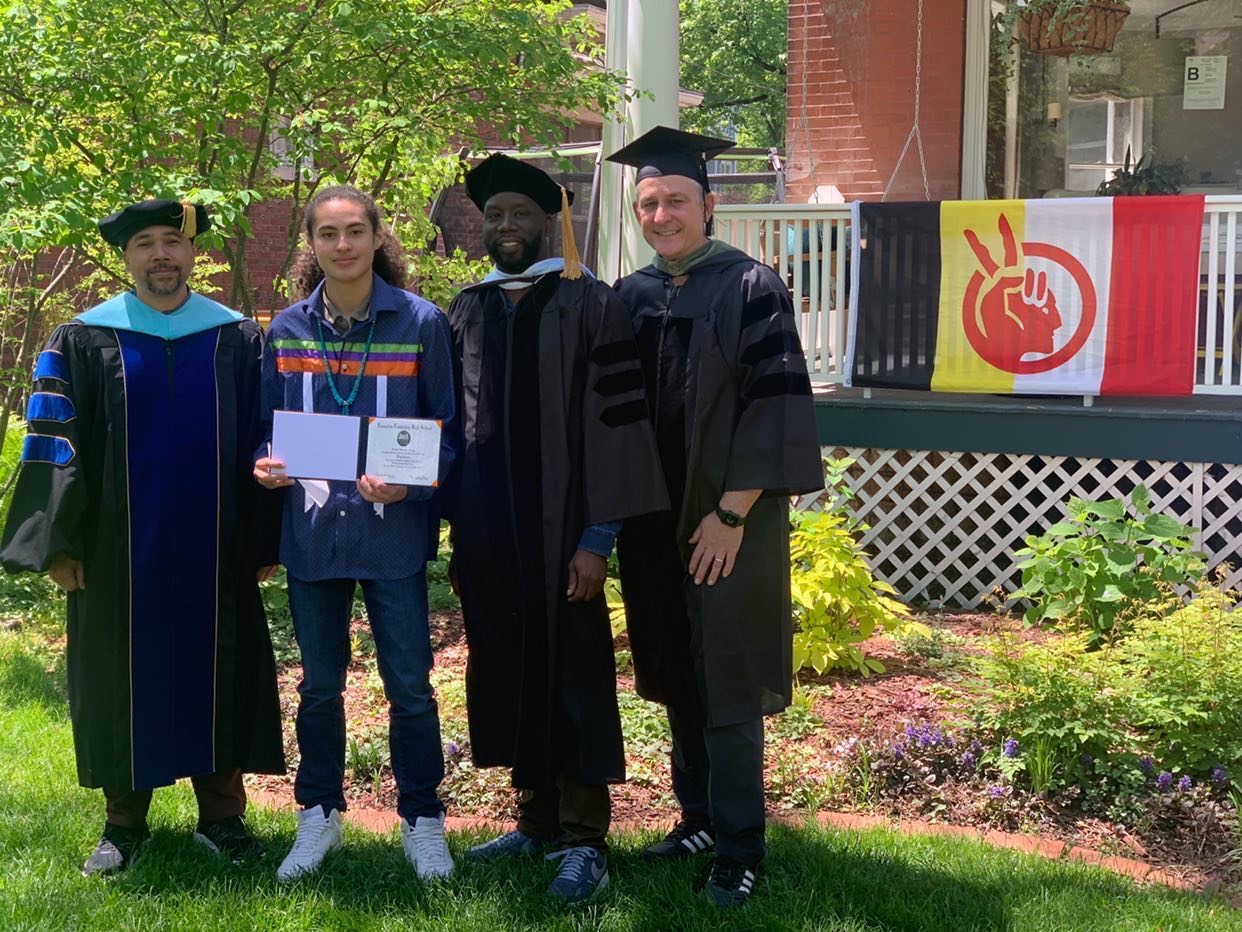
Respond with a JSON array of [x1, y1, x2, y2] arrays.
[[960, 213, 1094, 375], [963, 214, 1062, 368]]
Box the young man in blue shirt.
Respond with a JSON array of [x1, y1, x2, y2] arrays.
[[255, 186, 457, 882]]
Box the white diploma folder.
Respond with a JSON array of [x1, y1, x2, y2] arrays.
[[271, 410, 361, 482]]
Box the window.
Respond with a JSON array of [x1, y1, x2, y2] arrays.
[[1065, 97, 1146, 191]]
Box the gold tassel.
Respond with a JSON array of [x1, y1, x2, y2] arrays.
[[179, 199, 197, 239], [559, 186, 581, 279]]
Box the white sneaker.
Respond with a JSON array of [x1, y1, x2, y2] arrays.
[[277, 805, 343, 882], [401, 812, 454, 880]]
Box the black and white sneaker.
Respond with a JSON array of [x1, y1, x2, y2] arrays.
[[702, 855, 757, 908], [640, 821, 715, 860]]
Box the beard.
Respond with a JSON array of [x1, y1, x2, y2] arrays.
[[143, 265, 186, 297], [485, 234, 543, 275]]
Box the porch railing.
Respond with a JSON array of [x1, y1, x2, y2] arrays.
[[714, 195, 1242, 396], [715, 203, 852, 383]]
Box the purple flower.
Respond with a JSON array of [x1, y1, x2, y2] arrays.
[[916, 725, 943, 749], [1138, 756, 1155, 776], [1080, 753, 1095, 769], [891, 744, 905, 760], [970, 739, 984, 755], [1002, 738, 1020, 759], [1211, 766, 1228, 785], [445, 741, 461, 757], [960, 751, 978, 770], [904, 724, 918, 740], [1156, 771, 1173, 792], [1177, 775, 1192, 792], [987, 785, 1006, 799]]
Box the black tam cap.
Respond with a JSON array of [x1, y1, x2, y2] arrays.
[[98, 199, 211, 249], [605, 126, 734, 193], [464, 154, 573, 215]]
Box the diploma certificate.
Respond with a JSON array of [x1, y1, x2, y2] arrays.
[[364, 418, 442, 486]]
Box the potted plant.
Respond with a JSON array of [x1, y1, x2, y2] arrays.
[[1095, 147, 1188, 196], [1000, 1, 1131, 57]]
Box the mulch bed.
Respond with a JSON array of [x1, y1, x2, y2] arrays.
[[250, 612, 1240, 902]]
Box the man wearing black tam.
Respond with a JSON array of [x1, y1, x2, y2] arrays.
[[608, 127, 823, 907], [1, 198, 285, 876], [445, 154, 666, 903]]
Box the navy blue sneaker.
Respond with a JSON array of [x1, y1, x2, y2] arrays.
[[545, 845, 609, 904], [464, 829, 545, 862]]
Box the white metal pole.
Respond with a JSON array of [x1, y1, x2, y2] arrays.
[[597, 0, 681, 282], [598, 0, 630, 284]]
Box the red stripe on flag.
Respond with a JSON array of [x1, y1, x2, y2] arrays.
[[1101, 195, 1204, 396]]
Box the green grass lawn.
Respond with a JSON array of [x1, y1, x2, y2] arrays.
[[1, 633, 1239, 931]]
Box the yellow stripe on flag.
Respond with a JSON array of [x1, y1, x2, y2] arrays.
[[932, 201, 1023, 393]]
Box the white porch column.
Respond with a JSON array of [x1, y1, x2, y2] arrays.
[[961, 0, 991, 200], [597, 0, 681, 282]]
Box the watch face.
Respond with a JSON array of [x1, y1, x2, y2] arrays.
[[717, 508, 742, 527]]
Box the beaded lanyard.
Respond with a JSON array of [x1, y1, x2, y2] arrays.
[[314, 313, 378, 415]]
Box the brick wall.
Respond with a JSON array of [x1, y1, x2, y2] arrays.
[[786, 0, 967, 203], [437, 187, 486, 259], [227, 199, 301, 312]]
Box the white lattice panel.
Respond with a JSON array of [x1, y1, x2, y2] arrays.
[[821, 447, 1242, 608]]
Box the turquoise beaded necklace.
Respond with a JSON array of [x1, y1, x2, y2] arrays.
[[314, 312, 378, 415]]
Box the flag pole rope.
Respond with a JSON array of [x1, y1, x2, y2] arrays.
[[882, 0, 931, 202]]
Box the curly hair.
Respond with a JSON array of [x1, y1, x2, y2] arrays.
[[286, 185, 408, 302]]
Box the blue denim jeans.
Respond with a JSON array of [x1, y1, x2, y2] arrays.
[[288, 572, 444, 821]]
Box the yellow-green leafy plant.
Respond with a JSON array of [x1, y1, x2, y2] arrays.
[[790, 459, 921, 676]]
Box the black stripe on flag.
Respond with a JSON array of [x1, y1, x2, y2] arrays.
[[852, 202, 942, 390]]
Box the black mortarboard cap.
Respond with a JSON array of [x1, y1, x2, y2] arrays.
[[605, 125, 735, 193], [464, 154, 573, 215], [98, 198, 211, 248], [464, 153, 582, 279]]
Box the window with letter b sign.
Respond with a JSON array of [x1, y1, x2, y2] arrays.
[[1183, 56, 1226, 111]]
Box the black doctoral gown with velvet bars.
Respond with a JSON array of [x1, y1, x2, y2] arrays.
[[0, 317, 285, 790], [614, 245, 824, 727], [446, 273, 668, 788]]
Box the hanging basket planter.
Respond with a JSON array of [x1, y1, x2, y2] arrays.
[[1017, 1, 1131, 57]]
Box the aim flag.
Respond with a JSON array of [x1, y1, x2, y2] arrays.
[[844, 196, 1205, 395]]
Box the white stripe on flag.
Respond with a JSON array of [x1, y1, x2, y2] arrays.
[[1014, 197, 1113, 394]]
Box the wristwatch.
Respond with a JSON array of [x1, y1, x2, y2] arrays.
[[715, 506, 746, 528]]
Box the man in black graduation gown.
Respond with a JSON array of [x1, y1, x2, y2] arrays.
[[608, 128, 824, 908], [1, 199, 285, 876], [445, 155, 666, 903]]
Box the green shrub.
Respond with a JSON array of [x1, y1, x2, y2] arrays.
[[0, 417, 25, 520], [790, 459, 920, 676], [1114, 586, 1242, 777], [972, 631, 1125, 790], [894, 618, 966, 668], [972, 584, 1242, 795], [1012, 485, 1204, 645]]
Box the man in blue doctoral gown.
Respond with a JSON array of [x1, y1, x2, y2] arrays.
[[0, 199, 285, 876]]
